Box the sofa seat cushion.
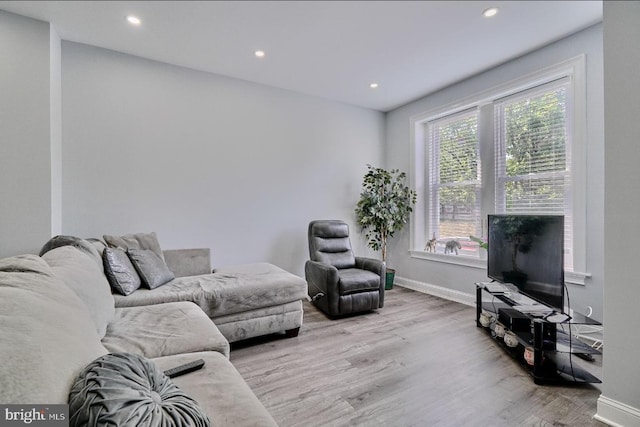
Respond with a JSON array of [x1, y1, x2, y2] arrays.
[[0, 255, 108, 404], [338, 268, 381, 294], [114, 263, 308, 318], [152, 351, 277, 427], [102, 302, 230, 359], [69, 353, 210, 427]]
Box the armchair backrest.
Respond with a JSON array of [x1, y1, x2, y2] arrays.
[[308, 220, 356, 269]]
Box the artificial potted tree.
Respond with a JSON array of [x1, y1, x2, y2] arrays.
[[355, 165, 417, 290]]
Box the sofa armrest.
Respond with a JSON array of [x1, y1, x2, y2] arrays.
[[163, 248, 211, 278], [355, 256, 386, 308]]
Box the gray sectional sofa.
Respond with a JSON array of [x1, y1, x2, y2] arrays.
[[0, 234, 308, 426]]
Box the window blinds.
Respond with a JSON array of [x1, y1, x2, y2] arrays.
[[494, 78, 573, 269], [428, 109, 481, 242]]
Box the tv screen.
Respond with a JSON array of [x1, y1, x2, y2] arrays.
[[487, 214, 565, 313]]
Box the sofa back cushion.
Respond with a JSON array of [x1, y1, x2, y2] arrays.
[[0, 255, 108, 404], [42, 246, 115, 338], [40, 235, 105, 274], [104, 231, 166, 262]]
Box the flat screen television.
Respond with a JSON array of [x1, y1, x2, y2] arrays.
[[487, 214, 565, 313]]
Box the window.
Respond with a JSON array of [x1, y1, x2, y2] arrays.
[[410, 56, 586, 281], [495, 79, 573, 270], [427, 110, 481, 256]]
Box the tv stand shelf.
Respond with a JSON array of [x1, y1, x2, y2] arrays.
[[476, 283, 601, 385]]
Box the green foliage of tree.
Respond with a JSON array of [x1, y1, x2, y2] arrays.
[[355, 165, 417, 262], [503, 90, 567, 211], [434, 89, 568, 223], [437, 116, 478, 218]]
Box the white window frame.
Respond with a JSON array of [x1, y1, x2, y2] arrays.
[[409, 55, 589, 285]]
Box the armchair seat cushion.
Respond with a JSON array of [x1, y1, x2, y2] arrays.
[[338, 268, 381, 294]]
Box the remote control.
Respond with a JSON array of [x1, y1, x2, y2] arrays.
[[163, 359, 205, 378]]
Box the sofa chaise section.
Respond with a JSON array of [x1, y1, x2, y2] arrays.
[[113, 248, 308, 342]]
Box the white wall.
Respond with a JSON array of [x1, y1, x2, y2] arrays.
[[0, 11, 60, 258], [385, 25, 605, 320], [597, 2, 640, 425], [61, 42, 385, 275]]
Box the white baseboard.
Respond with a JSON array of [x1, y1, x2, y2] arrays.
[[394, 276, 475, 307], [595, 395, 640, 427]]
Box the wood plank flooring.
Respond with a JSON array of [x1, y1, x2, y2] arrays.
[[230, 287, 605, 427]]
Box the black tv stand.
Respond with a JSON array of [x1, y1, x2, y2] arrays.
[[475, 282, 601, 384]]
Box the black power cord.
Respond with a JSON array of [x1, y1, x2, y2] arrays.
[[546, 283, 576, 381], [564, 282, 577, 381]]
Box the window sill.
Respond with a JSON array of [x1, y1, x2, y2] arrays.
[[409, 250, 486, 269], [409, 250, 591, 286], [565, 270, 591, 286]]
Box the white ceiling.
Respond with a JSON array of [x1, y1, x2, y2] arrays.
[[0, 1, 602, 112]]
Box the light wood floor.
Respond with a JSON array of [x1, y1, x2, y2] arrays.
[[230, 287, 605, 427]]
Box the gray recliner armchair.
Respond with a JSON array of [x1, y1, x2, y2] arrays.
[[305, 220, 385, 317]]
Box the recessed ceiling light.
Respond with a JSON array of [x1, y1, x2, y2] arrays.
[[254, 50, 265, 58], [482, 7, 499, 18], [126, 15, 141, 25], [370, 83, 379, 89]]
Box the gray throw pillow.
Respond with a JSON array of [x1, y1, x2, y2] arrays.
[[103, 247, 142, 296], [68, 353, 210, 427], [128, 248, 175, 289]]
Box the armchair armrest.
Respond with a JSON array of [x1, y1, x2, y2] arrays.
[[355, 256, 386, 308], [354, 257, 385, 276], [305, 261, 338, 295], [163, 248, 211, 278], [305, 260, 340, 314]]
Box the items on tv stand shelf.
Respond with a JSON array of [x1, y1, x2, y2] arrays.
[[475, 282, 601, 385]]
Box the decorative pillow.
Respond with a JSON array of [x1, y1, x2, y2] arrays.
[[104, 232, 166, 262], [103, 247, 142, 296], [68, 353, 210, 427], [128, 248, 175, 289]]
